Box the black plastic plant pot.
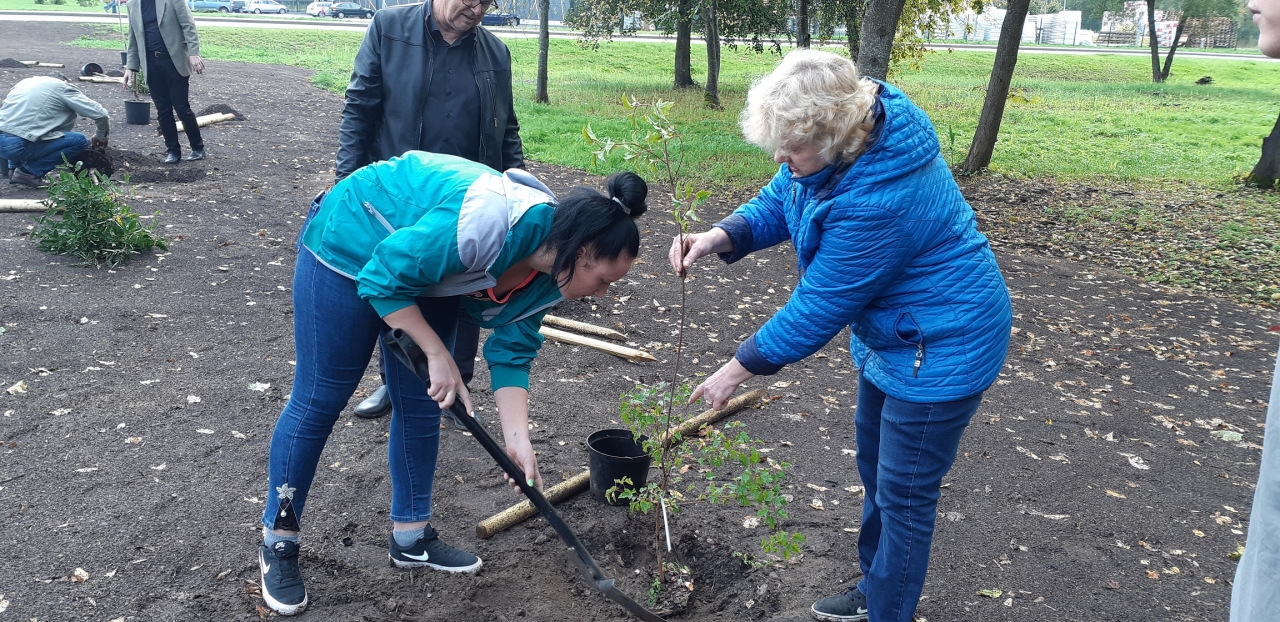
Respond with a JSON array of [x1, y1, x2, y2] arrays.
[[124, 99, 150, 125], [81, 62, 103, 77], [587, 428, 652, 505], [120, 51, 127, 66]]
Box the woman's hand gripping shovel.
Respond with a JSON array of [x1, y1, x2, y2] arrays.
[[383, 328, 666, 622]]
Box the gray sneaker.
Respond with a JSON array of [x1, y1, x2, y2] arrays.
[[388, 525, 482, 573], [810, 585, 869, 622], [10, 168, 46, 189]]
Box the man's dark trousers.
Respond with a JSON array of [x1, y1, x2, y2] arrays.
[[146, 52, 202, 156]]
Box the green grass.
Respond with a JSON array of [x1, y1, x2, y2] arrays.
[[0, 0, 102, 11], [68, 25, 1280, 190]]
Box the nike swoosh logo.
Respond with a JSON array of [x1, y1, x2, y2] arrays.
[[260, 558, 271, 575], [857, 606, 868, 614], [400, 551, 430, 561]]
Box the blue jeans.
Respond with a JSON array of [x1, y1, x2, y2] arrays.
[[854, 374, 983, 622], [262, 246, 459, 531], [0, 131, 89, 177]]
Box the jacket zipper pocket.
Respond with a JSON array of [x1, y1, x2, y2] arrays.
[[363, 201, 395, 234], [913, 340, 925, 378]]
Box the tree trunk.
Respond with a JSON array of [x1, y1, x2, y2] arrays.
[[703, 0, 722, 109], [797, 0, 810, 49], [535, 0, 550, 104], [960, 0, 1031, 174], [1159, 15, 1186, 81], [674, 0, 696, 89], [845, 4, 862, 60], [1145, 0, 1161, 82], [857, 0, 907, 80], [1247, 112, 1280, 189]]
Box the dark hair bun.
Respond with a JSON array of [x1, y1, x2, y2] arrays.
[[605, 172, 648, 218]]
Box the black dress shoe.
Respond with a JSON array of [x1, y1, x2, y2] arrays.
[[185, 149, 205, 161], [353, 385, 391, 419], [163, 152, 181, 164]]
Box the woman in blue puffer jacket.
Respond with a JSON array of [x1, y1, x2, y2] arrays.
[[669, 50, 1012, 622]]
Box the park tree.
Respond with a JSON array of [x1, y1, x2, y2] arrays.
[[1247, 115, 1280, 189], [814, 0, 869, 60], [858, 0, 982, 80], [1153, 0, 1239, 81], [796, 0, 811, 48], [960, 0, 1031, 174], [536, 0, 551, 103], [856, 0, 907, 79]]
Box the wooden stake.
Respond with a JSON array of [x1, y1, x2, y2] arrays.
[[542, 314, 627, 341], [78, 75, 124, 84], [0, 199, 48, 212], [539, 326, 655, 363], [476, 470, 590, 539], [20, 61, 64, 68], [474, 389, 768, 538], [173, 112, 235, 133]]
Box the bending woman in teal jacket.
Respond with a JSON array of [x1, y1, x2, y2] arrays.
[[257, 151, 648, 616], [670, 50, 1011, 622]]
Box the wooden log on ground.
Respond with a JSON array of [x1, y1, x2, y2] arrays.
[[173, 112, 235, 133], [539, 326, 655, 363], [0, 199, 48, 212], [664, 389, 767, 446], [476, 470, 590, 539], [21, 61, 64, 68], [78, 75, 124, 84], [542, 314, 626, 341], [474, 389, 767, 538]]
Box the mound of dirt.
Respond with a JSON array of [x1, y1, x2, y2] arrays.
[[0, 58, 29, 68], [198, 103, 245, 120], [106, 147, 207, 183]]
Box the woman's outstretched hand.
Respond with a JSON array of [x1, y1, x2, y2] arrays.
[[691, 357, 755, 411], [668, 228, 733, 278]]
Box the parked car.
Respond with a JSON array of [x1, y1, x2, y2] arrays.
[[481, 11, 518, 26], [187, 0, 232, 12], [305, 1, 332, 16], [244, 0, 287, 13], [328, 2, 373, 18], [229, 0, 246, 11]]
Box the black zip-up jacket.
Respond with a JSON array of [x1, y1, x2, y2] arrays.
[[335, 2, 523, 181]]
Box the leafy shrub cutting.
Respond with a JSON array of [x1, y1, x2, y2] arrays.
[[29, 162, 167, 268]]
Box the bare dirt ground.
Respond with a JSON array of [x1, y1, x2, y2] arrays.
[[0, 21, 1275, 622]]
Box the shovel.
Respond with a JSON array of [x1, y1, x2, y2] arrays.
[[383, 327, 667, 622]]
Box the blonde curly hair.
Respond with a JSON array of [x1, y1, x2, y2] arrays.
[[740, 49, 879, 166]]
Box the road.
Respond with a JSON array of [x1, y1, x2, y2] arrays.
[[0, 9, 1274, 62]]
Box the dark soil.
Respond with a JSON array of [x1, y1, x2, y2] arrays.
[[0, 20, 1273, 622]]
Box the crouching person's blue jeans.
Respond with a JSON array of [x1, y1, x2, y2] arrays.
[[854, 374, 984, 622], [262, 247, 458, 532], [0, 131, 89, 177]]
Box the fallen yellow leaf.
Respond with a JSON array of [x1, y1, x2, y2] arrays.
[[1106, 490, 1127, 499]]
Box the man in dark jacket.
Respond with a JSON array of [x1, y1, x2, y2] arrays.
[[333, 0, 525, 423], [258, 6, 525, 612]]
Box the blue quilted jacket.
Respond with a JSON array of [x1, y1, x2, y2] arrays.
[[717, 82, 1012, 403]]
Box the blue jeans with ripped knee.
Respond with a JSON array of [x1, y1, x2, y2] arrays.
[[854, 374, 984, 622], [262, 245, 458, 532]]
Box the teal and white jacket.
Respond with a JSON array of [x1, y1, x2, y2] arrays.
[[302, 151, 561, 391]]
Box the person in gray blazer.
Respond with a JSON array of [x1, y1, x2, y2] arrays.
[[123, 0, 206, 163]]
